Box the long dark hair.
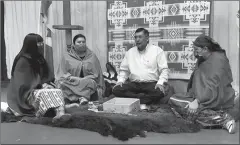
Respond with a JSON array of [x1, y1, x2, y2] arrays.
[[193, 34, 226, 54], [11, 33, 48, 78]]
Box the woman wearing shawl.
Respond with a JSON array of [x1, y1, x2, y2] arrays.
[[7, 33, 71, 122], [56, 34, 105, 106], [169, 35, 237, 134]]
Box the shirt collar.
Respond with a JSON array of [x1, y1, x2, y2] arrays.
[[138, 44, 149, 54]]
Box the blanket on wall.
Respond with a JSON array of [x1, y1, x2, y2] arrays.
[[107, 0, 211, 79]]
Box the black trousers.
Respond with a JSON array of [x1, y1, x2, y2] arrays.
[[112, 81, 164, 104]]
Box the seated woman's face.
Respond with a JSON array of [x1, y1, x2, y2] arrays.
[[193, 45, 205, 57], [74, 37, 86, 52], [37, 41, 44, 55]]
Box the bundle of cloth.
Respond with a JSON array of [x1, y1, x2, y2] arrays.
[[103, 62, 118, 98]]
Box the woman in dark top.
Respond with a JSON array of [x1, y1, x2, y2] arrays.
[[169, 35, 238, 134], [7, 33, 71, 123]]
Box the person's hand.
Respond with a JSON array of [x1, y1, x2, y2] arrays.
[[42, 83, 54, 89], [113, 82, 123, 90], [155, 84, 165, 94], [68, 76, 79, 82], [103, 72, 109, 78], [185, 99, 199, 114], [63, 73, 71, 79]]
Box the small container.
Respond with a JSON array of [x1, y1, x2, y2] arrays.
[[140, 104, 150, 110], [97, 104, 103, 111], [103, 97, 140, 114], [92, 101, 100, 106], [88, 101, 99, 112], [88, 102, 94, 109]]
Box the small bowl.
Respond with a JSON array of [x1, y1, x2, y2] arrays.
[[140, 104, 150, 110]]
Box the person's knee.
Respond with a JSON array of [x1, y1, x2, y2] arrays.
[[151, 89, 164, 98], [112, 86, 119, 94], [159, 95, 170, 104], [83, 79, 97, 90], [158, 90, 165, 97], [112, 85, 124, 96]]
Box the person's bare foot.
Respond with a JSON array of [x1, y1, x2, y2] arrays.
[[52, 113, 71, 123], [52, 106, 71, 123], [223, 119, 236, 134], [65, 103, 80, 109], [79, 97, 88, 105]]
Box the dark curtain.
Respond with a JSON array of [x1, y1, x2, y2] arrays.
[[1, 1, 8, 81]]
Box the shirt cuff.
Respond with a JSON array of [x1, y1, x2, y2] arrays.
[[195, 98, 200, 104], [117, 77, 126, 83], [157, 79, 165, 86], [63, 73, 71, 78]]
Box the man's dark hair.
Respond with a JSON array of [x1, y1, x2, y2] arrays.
[[135, 28, 149, 37], [73, 34, 86, 44]]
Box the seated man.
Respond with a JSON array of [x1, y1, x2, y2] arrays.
[[112, 28, 169, 105]]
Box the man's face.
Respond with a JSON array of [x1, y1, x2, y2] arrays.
[[134, 31, 149, 51]]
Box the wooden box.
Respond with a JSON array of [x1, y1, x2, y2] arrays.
[[103, 98, 140, 114]]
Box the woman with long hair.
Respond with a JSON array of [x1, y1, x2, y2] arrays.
[[169, 35, 238, 134], [7, 33, 71, 122]]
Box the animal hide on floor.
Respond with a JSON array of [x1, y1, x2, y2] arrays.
[[2, 104, 201, 141], [1, 111, 22, 122]]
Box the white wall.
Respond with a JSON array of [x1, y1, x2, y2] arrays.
[[211, 1, 239, 92], [4, 1, 239, 92], [4, 1, 41, 78]]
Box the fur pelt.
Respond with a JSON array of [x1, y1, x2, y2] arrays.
[[1, 112, 22, 122], [3, 104, 201, 141]]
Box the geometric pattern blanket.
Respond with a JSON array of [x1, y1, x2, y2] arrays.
[[107, 0, 211, 79], [1, 104, 201, 141]]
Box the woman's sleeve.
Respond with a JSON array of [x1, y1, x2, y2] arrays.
[[193, 56, 228, 109], [84, 56, 101, 81], [41, 61, 55, 84], [12, 57, 36, 109]]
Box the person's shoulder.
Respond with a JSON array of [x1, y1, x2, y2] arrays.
[[127, 46, 138, 53], [88, 49, 101, 62], [148, 44, 164, 53], [90, 50, 98, 58], [14, 55, 32, 70], [18, 55, 31, 65], [211, 51, 229, 63]]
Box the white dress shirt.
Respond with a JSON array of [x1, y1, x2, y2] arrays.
[[117, 44, 169, 85]]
